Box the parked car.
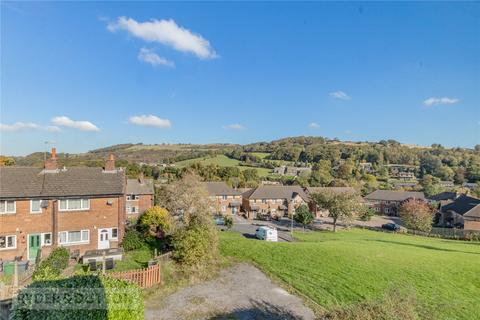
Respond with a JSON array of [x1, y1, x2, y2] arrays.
[[381, 223, 404, 232], [214, 215, 225, 226], [255, 226, 278, 242]]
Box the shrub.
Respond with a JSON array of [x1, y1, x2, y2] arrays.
[[399, 199, 434, 232], [12, 275, 143, 320], [294, 204, 314, 230], [122, 230, 145, 251], [32, 247, 69, 281], [172, 216, 219, 270], [223, 215, 233, 230], [139, 206, 173, 238], [359, 208, 375, 221]]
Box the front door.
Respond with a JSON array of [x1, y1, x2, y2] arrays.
[[98, 229, 110, 250], [28, 234, 41, 261]]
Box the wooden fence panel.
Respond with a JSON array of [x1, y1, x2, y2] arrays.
[[108, 264, 161, 288]]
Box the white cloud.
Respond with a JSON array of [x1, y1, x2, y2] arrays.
[[129, 115, 171, 128], [51, 116, 100, 132], [329, 91, 351, 100], [309, 122, 320, 129], [138, 48, 174, 67], [108, 17, 217, 59], [423, 97, 459, 107], [0, 122, 60, 132], [223, 124, 245, 130]]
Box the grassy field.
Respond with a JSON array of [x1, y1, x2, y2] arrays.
[[220, 229, 480, 319], [175, 155, 272, 177]]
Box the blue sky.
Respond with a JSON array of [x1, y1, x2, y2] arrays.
[[1, 1, 479, 156]]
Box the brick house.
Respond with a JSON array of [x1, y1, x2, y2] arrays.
[[305, 187, 357, 218], [363, 190, 425, 216], [0, 149, 126, 262], [437, 194, 480, 230], [203, 182, 242, 215], [125, 177, 154, 219], [242, 186, 309, 219]]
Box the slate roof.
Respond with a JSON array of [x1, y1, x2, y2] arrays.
[[441, 194, 480, 216], [0, 167, 125, 199], [364, 190, 425, 202], [126, 178, 154, 195], [203, 182, 241, 196], [243, 186, 309, 201], [427, 192, 458, 202]]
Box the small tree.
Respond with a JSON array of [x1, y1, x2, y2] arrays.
[[293, 204, 314, 232], [139, 206, 173, 238], [311, 191, 361, 232], [399, 199, 434, 232], [223, 215, 233, 230]]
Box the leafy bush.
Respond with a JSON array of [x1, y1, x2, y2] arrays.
[[399, 199, 434, 232], [12, 275, 143, 320], [32, 247, 69, 281], [172, 216, 219, 270], [139, 206, 173, 237], [294, 204, 314, 230], [122, 230, 145, 251], [223, 215, 233, 230], [359, 208, 375, 221]]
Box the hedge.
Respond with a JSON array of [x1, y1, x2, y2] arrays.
[[32, 247, 70, 281], [11, 275, 143, 320]]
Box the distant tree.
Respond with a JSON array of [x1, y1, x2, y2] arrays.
[[399, 199, 434, 232], [475, 145, 480, 152], [471, 184, 480, 198], [223, 215, 233, 230], [311, 191, 362, 232], [0, 156, 15, 166], [454, 167, 466, 185], [467, 157, 480, 182], [336, 160, 354, 180], [293, 204, 314, 231]]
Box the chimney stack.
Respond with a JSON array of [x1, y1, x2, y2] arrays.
[[105, 154, 116, 172], [44, 147, 58, 171]]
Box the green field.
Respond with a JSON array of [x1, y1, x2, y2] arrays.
[[175, 155, 272, 177], [220, 229, 480, 319]]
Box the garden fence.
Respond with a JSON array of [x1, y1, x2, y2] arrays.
[[108, 263, 161, 288]]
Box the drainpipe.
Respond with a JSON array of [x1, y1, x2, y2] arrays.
[[52, 200, 58, 247]]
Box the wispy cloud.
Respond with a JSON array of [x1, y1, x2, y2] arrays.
[[0, 122, 60, 132], [129, 115, 171, 128], [223, 124, 245, 130], [309, 122, 320, 129], [423, 97, 459, 107], [108, 17, 217, 60], [329, 91, 351, 100], [138, 48, 174, 67], [51, 116, 100, 132]]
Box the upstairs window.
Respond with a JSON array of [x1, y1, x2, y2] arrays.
[[59, 199, 90, 211], [0, 201, 16, 214], [30, 199, 43, 213], [127, 195, 139, 201]]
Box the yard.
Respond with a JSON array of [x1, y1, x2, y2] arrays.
[[220, 229, 480, 320]]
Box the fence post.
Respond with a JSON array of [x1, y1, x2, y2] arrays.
[[102, 252, 106, 275]]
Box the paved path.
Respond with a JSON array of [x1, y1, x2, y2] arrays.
[[144, 263, 315, 320]]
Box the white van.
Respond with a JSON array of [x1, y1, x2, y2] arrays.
[[255, 226, 278, 242]]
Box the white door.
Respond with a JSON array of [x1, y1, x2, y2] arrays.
[[98, 229, 110, 249]]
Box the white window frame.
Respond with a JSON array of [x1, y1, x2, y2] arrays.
[[0, 200, 16, 214], [0, 235, 17, 250], [30, 199, 43, 214], [126, 205, 138, 214], [58, 230, 90, 245], [41, 233, 52, 246], [221, 206, 227, 212], [58, 199, 90, 212], [110, 228, 118, 240], [126, 195, 139, 201]]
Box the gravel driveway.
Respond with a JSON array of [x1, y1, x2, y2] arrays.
[[144, 263, 315, 320]]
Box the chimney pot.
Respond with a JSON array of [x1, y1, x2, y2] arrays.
[[51, 147, 57, 159], [44, 147, 58, 171]]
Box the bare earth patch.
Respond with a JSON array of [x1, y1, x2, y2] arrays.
[[145, 263, 315, 320]]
